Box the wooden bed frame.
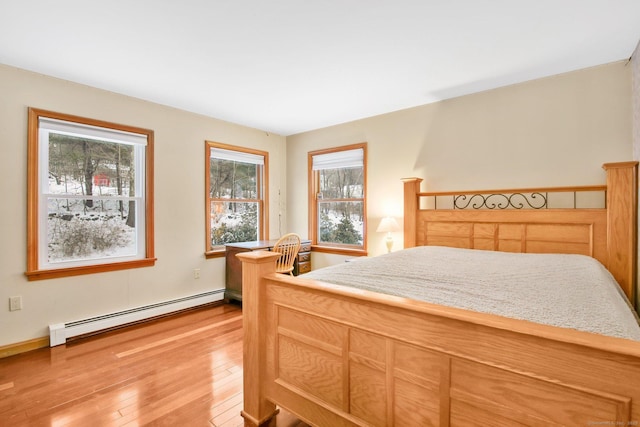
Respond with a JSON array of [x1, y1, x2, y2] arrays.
[[238, 162, 640, 427]]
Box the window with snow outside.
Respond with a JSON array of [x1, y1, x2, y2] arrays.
[[309, 144, 367, 252], [26, 108, 155, 280], [206, 142, 268, 253]]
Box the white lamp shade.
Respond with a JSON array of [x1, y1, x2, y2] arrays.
[[376, 217, 400, 233]]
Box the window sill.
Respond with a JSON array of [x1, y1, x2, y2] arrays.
[[311, 245, 368, 257], [25, 258, 157, 281], [205, 250, 225, 259]]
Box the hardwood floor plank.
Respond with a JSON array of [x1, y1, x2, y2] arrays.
[[210, 391, 243, 419], [115, 315, 241, 358], [212, 401, 244, 427], [0, 304, 307, 427]]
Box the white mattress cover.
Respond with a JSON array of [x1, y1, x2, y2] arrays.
[[304, 246, 640, 341]]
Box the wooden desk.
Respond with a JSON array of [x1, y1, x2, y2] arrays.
[[225, 239, 311, 302]]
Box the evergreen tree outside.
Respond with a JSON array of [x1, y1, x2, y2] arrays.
[[319, 211, 335, 243], [332, 214, 362, 244], [317, 200, 364, 246], [211, 203, 258, 245]]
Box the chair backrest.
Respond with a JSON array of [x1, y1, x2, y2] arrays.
[[272, 233, 301, 275]]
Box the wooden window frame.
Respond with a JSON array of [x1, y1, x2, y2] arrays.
[[26, 108, 156, 281], [205, 141, 269, 258], [308, 142, 368, 256]]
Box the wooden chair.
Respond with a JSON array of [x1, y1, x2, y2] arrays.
[[272, 233, 301, 275]]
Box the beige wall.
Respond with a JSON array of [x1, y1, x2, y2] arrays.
[[633, 41, 640, 161], [0, 64, 287, 347], [287, 61, 633, 264], [1, 58, 635, 347], [632, 40, 640, 309]]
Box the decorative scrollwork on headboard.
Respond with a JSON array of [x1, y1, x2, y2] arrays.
[[453, 193, 547, 210]]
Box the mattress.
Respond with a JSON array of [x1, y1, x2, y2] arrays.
[[303, 246, 640, 341]]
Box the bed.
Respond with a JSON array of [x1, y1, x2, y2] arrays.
[[238, 161, 640, 427]]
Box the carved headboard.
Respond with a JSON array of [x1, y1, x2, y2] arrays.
[[402, 162, 638, 306]]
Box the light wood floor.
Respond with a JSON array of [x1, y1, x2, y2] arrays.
[[0, 303, 308, 427]]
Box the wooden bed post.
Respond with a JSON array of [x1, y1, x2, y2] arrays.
[[603, 161, 638, 308], [237, 251, 281, 427], [402, 177, 423, 248]]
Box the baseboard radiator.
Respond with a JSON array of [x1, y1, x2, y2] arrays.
[[48, 289, 225, 346]]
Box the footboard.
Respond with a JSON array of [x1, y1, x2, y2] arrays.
[[238, 251, 640, 427]]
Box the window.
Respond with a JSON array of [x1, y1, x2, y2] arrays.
[[26, 109, 155, 280], [309, 143, 367, 254], [205, 142, 268, 256]]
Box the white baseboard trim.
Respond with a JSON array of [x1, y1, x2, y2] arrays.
[[49, 289, 225, 346]]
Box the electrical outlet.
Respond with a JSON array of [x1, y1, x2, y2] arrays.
[[194, 269, 201, 279], [9, 296, 22, 311]]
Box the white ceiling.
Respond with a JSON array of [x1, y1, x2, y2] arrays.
[[1, 1, 640, 136]]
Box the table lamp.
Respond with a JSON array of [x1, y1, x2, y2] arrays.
[[376, 217, 400, 253]]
